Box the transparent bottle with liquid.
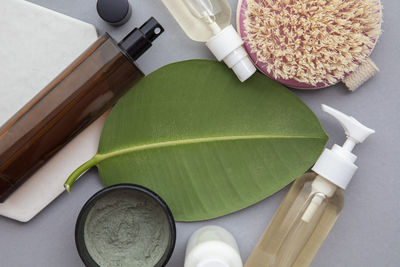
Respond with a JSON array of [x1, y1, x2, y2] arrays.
[[245, 104, 375, 267], [161, 0, 256, 81], [0, 18, 163, 201]]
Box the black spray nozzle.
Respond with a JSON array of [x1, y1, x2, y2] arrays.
[[118, 17, 164, 61], [139, 17, 164, 42]]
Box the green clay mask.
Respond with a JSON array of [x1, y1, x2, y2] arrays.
[[83, 189, 171, 267]]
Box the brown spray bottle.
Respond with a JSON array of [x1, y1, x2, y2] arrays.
[[0, 17, 164, 202]]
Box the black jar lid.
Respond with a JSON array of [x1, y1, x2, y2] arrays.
[[96, 0, 132, 26]]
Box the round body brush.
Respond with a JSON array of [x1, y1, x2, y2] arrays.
[[237, 0, 382, 90]]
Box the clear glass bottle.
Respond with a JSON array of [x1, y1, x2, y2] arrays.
[[161, 0, 256, 81], [245, 105, 375, 267], [246, 173, 343, 267], [0, 18, 163, 202]]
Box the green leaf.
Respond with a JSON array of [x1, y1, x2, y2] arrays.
[[65, 60, 328, 221]]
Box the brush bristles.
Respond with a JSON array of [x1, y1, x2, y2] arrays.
[[244, 0, 382, 86]]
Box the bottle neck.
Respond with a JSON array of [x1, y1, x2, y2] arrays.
[[311, 175, 338, 197], [301, 175, 338, 223]]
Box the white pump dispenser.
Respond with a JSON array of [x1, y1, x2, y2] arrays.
[[301, 105, 375, 222], [245, 104, 375, 267], [312, 104, 375, 189]]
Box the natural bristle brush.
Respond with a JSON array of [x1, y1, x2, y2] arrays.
[[237, 0, 383, 91]]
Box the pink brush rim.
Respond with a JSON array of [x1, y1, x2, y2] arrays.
[[237, 0, 382, 89]]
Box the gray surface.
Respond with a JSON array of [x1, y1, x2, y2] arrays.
[[1, 0, 399, 266]]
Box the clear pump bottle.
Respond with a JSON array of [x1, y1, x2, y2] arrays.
[[0, 18, 163, 202], [245, 104, 375, 267], [161, 0, 256, 82]]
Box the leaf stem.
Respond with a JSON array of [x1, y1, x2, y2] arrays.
[[64, 155, 100, 193]]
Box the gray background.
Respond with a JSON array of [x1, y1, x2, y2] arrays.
[[1, 0, 399, 266]]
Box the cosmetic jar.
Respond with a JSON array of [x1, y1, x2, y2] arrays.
[[75, 184, 176, 267]]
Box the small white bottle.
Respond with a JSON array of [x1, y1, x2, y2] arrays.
[[185, 225, 243, 267], [245, 104, 375, 267]]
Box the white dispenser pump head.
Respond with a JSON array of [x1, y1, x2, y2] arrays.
[[312, 104, 375, 189], [206, 25, 256, 82], [321, 104, 375, 149]]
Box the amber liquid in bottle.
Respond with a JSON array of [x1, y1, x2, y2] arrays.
[[0, 18, 163, 201], [245, 173, 344, 267]]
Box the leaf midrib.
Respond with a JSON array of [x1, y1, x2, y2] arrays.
[[97, 134, 326, 161]]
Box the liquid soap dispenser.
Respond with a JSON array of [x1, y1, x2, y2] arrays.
[[161, 0, 256, 82], [245, 104, 375, 267]]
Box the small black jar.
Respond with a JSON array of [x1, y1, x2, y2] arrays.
[[97, 0, 132, 26]]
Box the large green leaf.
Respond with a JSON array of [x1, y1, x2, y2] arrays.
[[66, 60, 328, 221]]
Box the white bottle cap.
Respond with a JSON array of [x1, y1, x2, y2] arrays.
[[185, 241, 242, 267], [198, 258, 230, 267], [184, 226, 243, 267], [312, 105, 375, 189], [206, 25, 256, 82]]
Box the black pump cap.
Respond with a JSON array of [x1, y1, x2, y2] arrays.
[[118, 17, 164, 61], [97, 0, 132, 26]]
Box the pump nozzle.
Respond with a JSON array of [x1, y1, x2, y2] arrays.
[[322, 104, 375, 147], [312, 105, 375, 190], [118, 17, 164, 61], [300, 105, 375, 222]]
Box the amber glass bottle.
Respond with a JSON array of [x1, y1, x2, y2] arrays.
[[0, 18, 163, 202]]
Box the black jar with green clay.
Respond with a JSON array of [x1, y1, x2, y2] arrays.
[[75, 184, 176, 267]]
